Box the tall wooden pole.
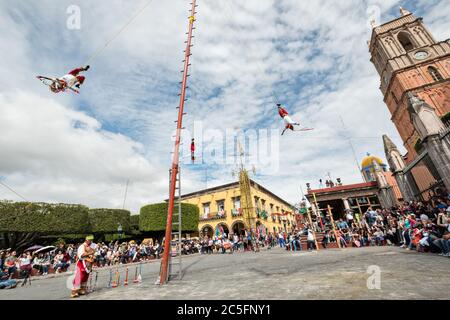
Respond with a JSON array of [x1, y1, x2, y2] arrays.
[[327, 205, 341, 249], [159, 0, 197, 285]]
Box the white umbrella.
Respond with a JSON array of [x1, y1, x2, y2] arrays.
[[34, 246, 56, 254]]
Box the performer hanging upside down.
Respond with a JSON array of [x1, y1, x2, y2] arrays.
[[49, 65, 90, 93], [277, 104, 300, 136], [191, 138, 195, 163], [71, 235, 95, 298]]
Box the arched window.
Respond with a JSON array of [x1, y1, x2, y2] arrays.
[[428, 66, 443, 81], [398, 32, 415, 52]]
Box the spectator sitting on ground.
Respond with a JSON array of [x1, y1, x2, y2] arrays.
[[16, 251, 33, 282], [4, 251, 17, 277], [373, 228, 384, 246], [32, 253, 49, 275], [53, 250, 70, 273], [433, 213, 450, 256], [337, 219, 349, 230], [0, 268, 18, 289]]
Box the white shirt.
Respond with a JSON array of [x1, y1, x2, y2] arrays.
[[59, 74, 77, 87], [77, 243, 89, 260], [307, 230, 315, 241]]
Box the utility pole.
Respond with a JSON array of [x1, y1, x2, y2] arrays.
[[339, 115, 364, 181], [159, 0, 198, 285], [122, 179, 129, 210]]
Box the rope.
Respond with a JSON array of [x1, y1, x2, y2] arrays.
[[0, 180, 28, 202], [84, 0, 154, 65]]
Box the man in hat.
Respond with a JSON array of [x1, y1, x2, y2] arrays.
[[71, 235, 95, 298]]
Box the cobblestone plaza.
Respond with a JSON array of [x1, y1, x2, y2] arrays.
[[2, 247, 449, 300]]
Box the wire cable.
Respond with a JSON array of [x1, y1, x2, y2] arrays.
[[0, 180, 28, 202], [84, 0, 154, 65]]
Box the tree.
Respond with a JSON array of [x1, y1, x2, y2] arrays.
[[0, 201, 90, 251], [88, 209, 131, 239], [130, 214, 139, 231], [139, 203, 199, 232]]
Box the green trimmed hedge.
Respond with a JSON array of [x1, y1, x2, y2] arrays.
[[88, 209, 131, 233], [0, 201, 90, 233], [130, 214, 139, 229], [139, 202, 199, 232]]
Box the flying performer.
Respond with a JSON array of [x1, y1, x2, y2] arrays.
[[277, 104, 300, 135], [277, 103, 313, 135], [191, 138, 196, 163], [37, 65, 90, 94]]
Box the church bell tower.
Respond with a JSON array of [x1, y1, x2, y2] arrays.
[[369, 7, 450, 161]]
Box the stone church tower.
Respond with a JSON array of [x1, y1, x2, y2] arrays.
[[372, 157, 398, 208], [382, 134, 414, 201], [407, 92, 450, 191], [369, 7, 450, 161]]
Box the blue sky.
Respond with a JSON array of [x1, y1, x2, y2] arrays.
[[0, 0, 449, 212]]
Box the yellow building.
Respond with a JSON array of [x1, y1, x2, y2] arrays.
[[180, 179, 296, 237]]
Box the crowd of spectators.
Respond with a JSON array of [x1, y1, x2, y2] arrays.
[[299, 198, 450, 255], [0, 239, 167, 288], [2, 197, 449, 289]]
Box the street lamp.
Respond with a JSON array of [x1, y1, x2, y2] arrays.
[[117, 223, 123, 240]]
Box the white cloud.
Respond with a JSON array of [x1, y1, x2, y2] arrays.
[[0, 90, 203, 212], [0, 0, 448, 211]]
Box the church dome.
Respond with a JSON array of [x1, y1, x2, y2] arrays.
[[361, 153, 385, 169]]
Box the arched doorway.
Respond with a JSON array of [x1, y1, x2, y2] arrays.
[[200, 225, 214, 238], [215, 223, 229, 237], [232, 221, 246, 236]]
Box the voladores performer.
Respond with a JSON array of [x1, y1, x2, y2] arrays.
[[71, 235, 96, 298]]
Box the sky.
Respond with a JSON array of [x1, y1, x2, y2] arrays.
[[0, 0, 449, 213]]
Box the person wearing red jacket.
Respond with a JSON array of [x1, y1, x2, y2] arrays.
[[277, 104, 300, 135]]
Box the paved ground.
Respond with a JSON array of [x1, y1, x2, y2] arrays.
[[1, 246, 449, 300]]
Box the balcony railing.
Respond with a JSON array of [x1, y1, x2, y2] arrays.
[[271, 213, 285, 223], [200, 211, 227, 221], [231, 208, 243, 217]]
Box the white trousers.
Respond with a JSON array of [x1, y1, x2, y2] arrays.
[[283, 115, 297, 125]]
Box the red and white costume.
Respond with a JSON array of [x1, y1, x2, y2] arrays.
[[278, 105, 299, 134], [191, 139, 195, 162], [58, 67, 86, 88], [72, 242, 91, 291]]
